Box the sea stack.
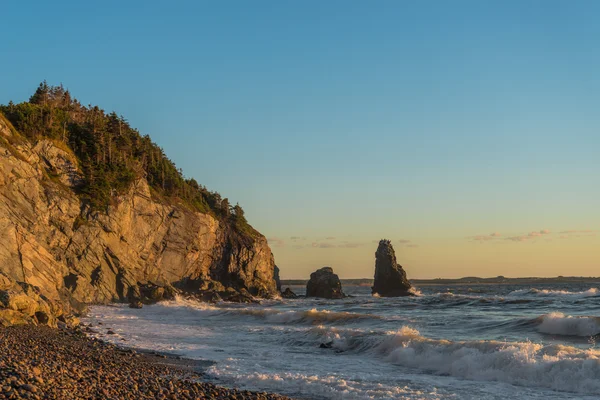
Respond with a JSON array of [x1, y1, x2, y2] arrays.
[[372, 239, 413, 297], [306, 267, 345, 299]]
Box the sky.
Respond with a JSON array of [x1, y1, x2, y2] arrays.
[[1, 1, 599, 279]]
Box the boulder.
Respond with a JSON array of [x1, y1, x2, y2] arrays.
[[128, 300, 143, 309], [220, 287, 257, 303], [372, 239, 413, 297], [197, 290, 222, 303], [281, 288, 298, 299], [306, 267, 345, 299], [0, 272, 72, 327]]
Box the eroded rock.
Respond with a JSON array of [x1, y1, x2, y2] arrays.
[[306, 267, 345, 299], [281, 288, 298, 299], [372, 239, 413, 297]]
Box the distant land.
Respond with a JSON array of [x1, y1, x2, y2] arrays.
[[280, 276, 600, 286]]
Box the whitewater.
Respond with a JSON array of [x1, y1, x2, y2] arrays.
[[82, 283, 600, 399]]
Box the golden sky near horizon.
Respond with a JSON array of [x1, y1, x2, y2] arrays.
[[269, 231, 599, 280]]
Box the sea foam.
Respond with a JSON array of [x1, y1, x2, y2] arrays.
[[328, 326, 600, 395], [537, 312, 600, 337], [508, 288, 599, 297]]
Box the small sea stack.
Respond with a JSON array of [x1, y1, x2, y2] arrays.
[[372, 239, 413, 297], [306, 267, 346, 299]]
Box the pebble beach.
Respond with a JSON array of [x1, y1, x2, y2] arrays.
[[0, 325, 292, 400]]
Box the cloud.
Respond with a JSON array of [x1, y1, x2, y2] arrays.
[[311, 242, 336, 249], [470, 229, 551, 243], [505, 230, 551, 242], [337, 242, 363, 248], [396, 239, 419, 248], [559, 229, 596, 235], [290, 236, 306, 241], [325, 236, 336, 240], [471, 233, 502, 242], [505, 235, 529, 242], [310, 240, 367, 249], [267, 237, 285, 247]]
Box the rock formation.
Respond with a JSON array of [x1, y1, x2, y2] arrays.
[[372, 239, 413, 297], [280, 288, 298, 299], [0, 114, 279, 326], [306, 267, 345, 299]]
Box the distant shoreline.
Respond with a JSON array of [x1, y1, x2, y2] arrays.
[[281, 276, 600, 286]]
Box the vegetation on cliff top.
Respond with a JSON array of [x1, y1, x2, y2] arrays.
[[0, 81, 255, 234]]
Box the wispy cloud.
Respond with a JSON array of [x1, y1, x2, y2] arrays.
[[558, 230, 597, 239], [267, 237, 286, 247], [503, 229, 552, 242], [325, 236, 336, 240], [337, 242, 364, 248], [471, 233, 502, 242], [290, 236, 306, 241], [471, 229, 554, 243], [397, 239, 419, 248], [310, 240, 367, 249], [559, 230, 596, 234], [311, 242, 336, 249]]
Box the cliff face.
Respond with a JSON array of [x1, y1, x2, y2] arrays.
[[0, 116, 278, 326]]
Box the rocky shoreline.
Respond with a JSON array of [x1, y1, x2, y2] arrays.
[[0, 325, 292, 400]]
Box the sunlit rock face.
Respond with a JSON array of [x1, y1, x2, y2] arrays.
[[0, 117, 279, 326]]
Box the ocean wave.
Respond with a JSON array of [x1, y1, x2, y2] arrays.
[[236, 308, 381, 324], [328, 326, 600, 395], [160, 297, 380, 325], [207, 367, 446, 400], [422, 292, 536, 307], [508, 288, 599, 298], [536, 312, 600, 337]]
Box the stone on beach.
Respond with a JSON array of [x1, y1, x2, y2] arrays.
[[0, 325, 292, 400]]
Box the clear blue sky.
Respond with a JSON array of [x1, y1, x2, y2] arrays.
[[2, 1, 599, 278]]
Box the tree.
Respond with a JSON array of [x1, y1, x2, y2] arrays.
[[29, 80, 50, 106]]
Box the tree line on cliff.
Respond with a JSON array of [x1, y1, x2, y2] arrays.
[[0, 81, 252, 233]]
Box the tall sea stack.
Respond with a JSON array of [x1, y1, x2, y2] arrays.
[[372, 239, 412, 297]]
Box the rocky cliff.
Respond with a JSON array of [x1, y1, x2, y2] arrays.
[[0, 114, 278, 326], [372, 239, 412, 297]]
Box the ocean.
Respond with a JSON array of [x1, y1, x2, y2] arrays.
[[82, 282, 600, 399]]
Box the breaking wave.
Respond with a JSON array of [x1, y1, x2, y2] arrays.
[[326, 326, 600, 394], [536, 312, 600, 337], [508, 288, 600, 298]]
